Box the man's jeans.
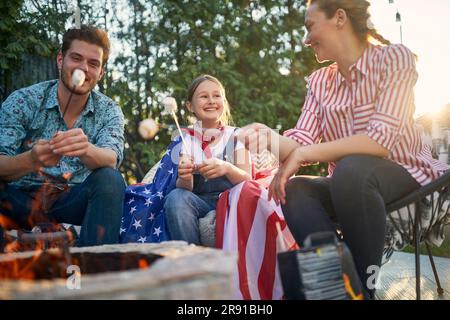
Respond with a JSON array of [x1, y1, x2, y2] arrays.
[[0, 167, 125, 246]]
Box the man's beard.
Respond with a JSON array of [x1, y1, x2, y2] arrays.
[[60, 66, 95, 95]]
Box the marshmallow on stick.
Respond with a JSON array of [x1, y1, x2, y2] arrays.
[[163, 97, 188, 152], [72, 69, 85, 87], [57, 68, 86, 180], [61, 69, 85, 120]]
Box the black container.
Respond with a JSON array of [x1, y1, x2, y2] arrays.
[[277, 231, 364, 300]]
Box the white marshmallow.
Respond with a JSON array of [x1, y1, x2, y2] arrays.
[[71, 69, 85, 87]]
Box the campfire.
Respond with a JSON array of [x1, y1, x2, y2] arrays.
[[0, 242, 236, 300], [0, 172, 236, 298], [0, 224, 161, 281], [0, 154, 235, 300], [0, 249, 161, 281]]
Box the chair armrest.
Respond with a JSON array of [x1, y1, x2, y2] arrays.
[[386, 170, 450, 212]]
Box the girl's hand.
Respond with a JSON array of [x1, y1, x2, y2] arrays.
[[178, 154, 194, 181], [197, 158, 229, 179], [268, 147, 305, 205]]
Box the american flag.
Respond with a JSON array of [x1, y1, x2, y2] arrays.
[[119, 138, 181, 243], [215, 177, 298, 300]]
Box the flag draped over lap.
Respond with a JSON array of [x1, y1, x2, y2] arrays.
[[120, 134, 298, 300], [120, 138, 182, 243], [215, 173, 298, 300]]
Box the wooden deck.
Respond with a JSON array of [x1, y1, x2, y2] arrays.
[[376, 252, 450, 300]]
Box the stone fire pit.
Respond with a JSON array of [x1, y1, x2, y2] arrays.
[[0, 241, 236, 299]]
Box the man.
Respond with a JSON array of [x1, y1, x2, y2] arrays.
[[0, 25, 125, 247]]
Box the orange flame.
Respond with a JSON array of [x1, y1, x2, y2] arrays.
[[138, 259, 149, 269], [0, 164, 72, 280], [62, 172, 72, 181], [0, 214, 20, 230], [343, 273, 364, 300], [0, 247, 44, 280]]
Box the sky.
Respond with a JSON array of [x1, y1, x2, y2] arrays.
[[368, 0, 450, 116]]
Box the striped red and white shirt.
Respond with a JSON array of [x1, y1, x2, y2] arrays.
[[284, 43, 449, 186]]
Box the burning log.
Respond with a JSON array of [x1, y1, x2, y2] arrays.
[[0, 249, 68, 280], [0, 243, 236, 300], [0, 250, 161, 281], [18, 230, 73, 267]]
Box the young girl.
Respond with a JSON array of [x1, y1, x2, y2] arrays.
[[164, 74, 252, 244]]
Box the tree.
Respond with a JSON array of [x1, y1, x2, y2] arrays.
[[0, 0, 107, 99], [112, 0, 325, 182], [2, 0, 326, 182]]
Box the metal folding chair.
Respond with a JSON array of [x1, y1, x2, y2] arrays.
[[385, 170, 450, 300]]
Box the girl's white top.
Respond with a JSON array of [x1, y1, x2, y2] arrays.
[[180, 124, 245, 165]]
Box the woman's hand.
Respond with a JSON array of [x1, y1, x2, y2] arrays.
[[236, 122, 273, 152], [178, 154, 195, 181], [197, 158, 229, 179], [268, 147, 306, 205]]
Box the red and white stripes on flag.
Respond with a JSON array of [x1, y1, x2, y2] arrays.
[[216, 180, 297, 300]]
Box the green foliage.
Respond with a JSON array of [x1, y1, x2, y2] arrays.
[[402, 226, 450, 258], [110, 0, 324, 182], [2, 0, 325, 183], [0, 0, 103, 96]]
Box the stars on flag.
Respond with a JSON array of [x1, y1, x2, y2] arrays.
[[120, 138, 181, 244], [153, 226, 162, 237], [132, 218, 142, 230], [144, 198, 153, 207]]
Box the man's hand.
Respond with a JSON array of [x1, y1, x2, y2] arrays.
[[30, 139, 61, 170], [197, 158, 229, 180], [50, 128, 89, 157]]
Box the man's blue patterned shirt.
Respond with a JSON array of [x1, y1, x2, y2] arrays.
[[0, 80, 125, 188]]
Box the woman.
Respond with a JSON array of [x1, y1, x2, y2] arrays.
[[238, 0, 449, 299]]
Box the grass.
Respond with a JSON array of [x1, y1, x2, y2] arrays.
[[402, 225, 450, 258]]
